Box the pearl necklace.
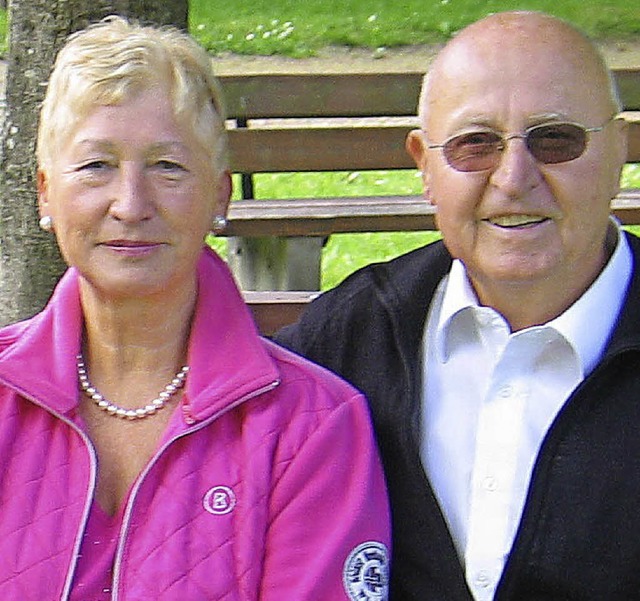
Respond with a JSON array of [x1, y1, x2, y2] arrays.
[[76, 354, 190, 420]]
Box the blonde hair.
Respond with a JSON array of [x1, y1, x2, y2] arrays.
[[37, 15, 228, 172]]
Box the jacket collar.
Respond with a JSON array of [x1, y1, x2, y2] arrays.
[[372, 240, 453, 372], [600, 231, 640, 358], [366, 241, 453, 442], [184, 248, 279, 421], [0, 247, 279, 422]]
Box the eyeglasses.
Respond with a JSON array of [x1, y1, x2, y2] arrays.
[[425, 118, 616, 173]]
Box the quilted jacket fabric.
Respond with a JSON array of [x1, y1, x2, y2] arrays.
[[0, 247, 390, 600]]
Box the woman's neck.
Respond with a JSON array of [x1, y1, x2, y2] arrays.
[[78, 279, 196, 381]]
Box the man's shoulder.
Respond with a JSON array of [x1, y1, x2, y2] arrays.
[[274, 240, 451, 355], [315, 240, 449, 311]]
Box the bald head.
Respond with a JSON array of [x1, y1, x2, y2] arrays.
[[419, 11, 620, 127]]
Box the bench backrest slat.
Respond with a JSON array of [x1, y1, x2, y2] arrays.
[[220, 68, 640, 119], [221, 73, 422, 119], [616, 69, 640, 111], [628, 116, 640, 162], [228, 126, 414, 172]]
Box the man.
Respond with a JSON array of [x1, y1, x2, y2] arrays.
[[274, 11, 640, 601]]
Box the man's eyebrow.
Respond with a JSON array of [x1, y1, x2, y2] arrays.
[[441, 116, 496, 132], [527, 112, 571, 124]]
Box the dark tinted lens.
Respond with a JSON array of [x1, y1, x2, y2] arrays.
[[443, 131, 502, 172], [526, 123, 587, 164]]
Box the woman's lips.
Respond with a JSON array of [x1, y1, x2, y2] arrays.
[[101, 240, 164, 255]]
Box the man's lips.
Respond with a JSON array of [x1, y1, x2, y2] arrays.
[[484, 214, 550, 228]]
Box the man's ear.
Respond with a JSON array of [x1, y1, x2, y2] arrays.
[[406, 129, 433, 204], [609, 118, 628, 201], [406, 129, 427, 168]]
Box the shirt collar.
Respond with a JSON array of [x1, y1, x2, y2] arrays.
[[436, 219, 632, 373], [435, 260, 490, 362], [549, 221, 632, 375]]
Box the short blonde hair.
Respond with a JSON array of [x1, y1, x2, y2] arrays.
[[37, 16, 228, 172]]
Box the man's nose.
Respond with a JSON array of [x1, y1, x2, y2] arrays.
[[488, 136, 541, 198], [108, 164, 154, 222]]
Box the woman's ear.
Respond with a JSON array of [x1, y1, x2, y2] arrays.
[[215, 170, 232, 217], [406, 129, 433, 204], [36, 169, 50, 218]]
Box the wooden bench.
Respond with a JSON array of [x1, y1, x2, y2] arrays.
[[217, 69, 640, 334]]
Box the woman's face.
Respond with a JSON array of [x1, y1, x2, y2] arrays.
[[37, 84, 230, 302]]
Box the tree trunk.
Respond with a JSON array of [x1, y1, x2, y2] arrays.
[[0, 0, 188, 324], [68, 0, 189, 31]]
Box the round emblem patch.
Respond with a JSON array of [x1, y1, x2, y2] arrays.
[[343, 541, 389, 600], [203, 485, 237, 515]]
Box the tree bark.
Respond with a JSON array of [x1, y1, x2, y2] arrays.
[[0, 0, 188, 324]]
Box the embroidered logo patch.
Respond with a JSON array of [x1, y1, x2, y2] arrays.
[[203, 485, 237, 515], [343, 541, 389, 600]]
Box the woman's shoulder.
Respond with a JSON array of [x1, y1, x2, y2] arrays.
[[0, 318, 35, 354], [258, 337, 373, 439], [263, 336, 363, 405]]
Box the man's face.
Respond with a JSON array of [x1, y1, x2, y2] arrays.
[[409, 16, 627, 318]]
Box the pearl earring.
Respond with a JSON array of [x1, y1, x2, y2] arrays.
[[212, 215, 227, 234], [39, 215, 53, 232]]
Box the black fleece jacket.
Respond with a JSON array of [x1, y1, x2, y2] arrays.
[[275, 234, 640, 601]]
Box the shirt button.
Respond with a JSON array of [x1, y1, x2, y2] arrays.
[[482, 476, 498, 491], [475, 571, 491, 588], [498, 385, 513, 398], [477, 311, 493, 326]]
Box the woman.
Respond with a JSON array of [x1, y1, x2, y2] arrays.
[[0, 17, 389, 600]]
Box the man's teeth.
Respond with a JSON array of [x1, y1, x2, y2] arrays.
[[490, 215, 545, 227]]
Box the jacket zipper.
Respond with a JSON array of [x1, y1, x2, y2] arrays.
[[110, 378, 280, 599], [0, 382, 99, 601]]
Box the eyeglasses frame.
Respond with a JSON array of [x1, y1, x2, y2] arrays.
[[422, 115, 620, 171]]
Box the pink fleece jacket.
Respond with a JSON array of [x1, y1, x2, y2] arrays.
[[0, 248, 390, 600]]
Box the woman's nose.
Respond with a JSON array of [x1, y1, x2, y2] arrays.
[[108, 164, 154, 222]]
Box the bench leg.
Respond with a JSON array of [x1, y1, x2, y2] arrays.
[[227, 236, 324, 291]]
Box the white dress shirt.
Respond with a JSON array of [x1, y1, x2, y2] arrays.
[[421, 221, 632, 601]]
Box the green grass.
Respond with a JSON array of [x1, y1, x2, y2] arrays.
[[1, 0, 638, 57], [189, 0, 640, 57], [0, 10, 5, 55]]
